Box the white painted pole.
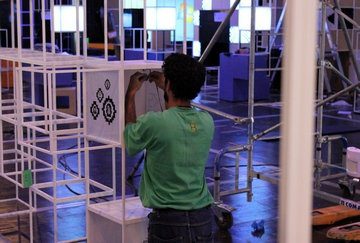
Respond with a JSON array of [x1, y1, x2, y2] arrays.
[[50, 0, 55, 54], [119, 0, 124, 61], [16, 0, 21, 56], [182, 0, 187, 55], [279, 0, 317, 243], [41, 0, 46, 60], [29, 0, 34, 50], [143, 0, 147, 61], [120, 68, 126, 243], [11, 0, 15, 48], [104, 0, 108, 61], [83, 0, 88, 58], [75, 0, 80, 56]]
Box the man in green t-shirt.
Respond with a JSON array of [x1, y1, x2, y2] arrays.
[[124, 53, 214, 242]]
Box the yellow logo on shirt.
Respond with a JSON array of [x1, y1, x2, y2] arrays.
[[190, 122, 197, 133]]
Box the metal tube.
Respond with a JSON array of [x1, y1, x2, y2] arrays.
[[253, 123, 281, 140], [191, 101, 251, 124], [324, 61, 360, 93], [255, 70, 360, 141], [269, 1, 286, 50], [213, 144, 249, 201], [326, 1, 360, 30], [333, 0, 360, 81], [324, 22, 345, 89], [246, 0, 256, 202], [199, 0, 241, 64], [316, 79, 360, 107], [314, 0, 327, 190]]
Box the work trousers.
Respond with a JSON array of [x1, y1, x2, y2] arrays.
[[148, 205, 213, 243]]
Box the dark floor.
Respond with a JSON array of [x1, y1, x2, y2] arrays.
[[1, 86, 360, 242]]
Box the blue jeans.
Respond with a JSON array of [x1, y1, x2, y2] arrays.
[[148, 206, 213, 243]]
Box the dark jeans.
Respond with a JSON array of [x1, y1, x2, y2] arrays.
[[148, 206, 213, 243]]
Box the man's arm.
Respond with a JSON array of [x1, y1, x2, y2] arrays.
[[125, 91, 137, 125], [125, 72, 147, 125]]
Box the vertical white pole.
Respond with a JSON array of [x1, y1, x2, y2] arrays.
[[83, 71, 90, 241], [30, 0, 34, 50], [112, 147, 116, 199], [119, 0, 124, 61], [11, 0, 15, 48], [29, 188, 33, 243], [104, 0, 108, 61], [182, 0, 187, 55], [76, 66, 81, 177], [47, 70, 58, 243], [120, 69, 126, 243], [279, 0, 317, 243], [50, 0, 55, 54], [75, 0, 80, 56], [83, 0, 88, 58], [16, 0, 21, 56], [143, 0, 147, 60], [41, 0, 46, 60]]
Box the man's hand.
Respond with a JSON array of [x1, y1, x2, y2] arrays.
[[126, 72, 148, 96], [148, 71, 165, 90], [125, 72, 147, 125]]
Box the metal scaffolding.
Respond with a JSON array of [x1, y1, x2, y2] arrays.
[[194, 0, 360, 230]]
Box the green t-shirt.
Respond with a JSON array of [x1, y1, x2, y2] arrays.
[[124, 106, 214, 210]]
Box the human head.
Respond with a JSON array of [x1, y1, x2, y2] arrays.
[[162, 53, 206, 101]]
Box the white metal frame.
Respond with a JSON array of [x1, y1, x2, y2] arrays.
[[0, 0, 180, 242]]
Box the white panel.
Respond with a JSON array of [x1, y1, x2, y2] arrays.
[[240, 30, 251, 44], [124, 0, 144, 9], [193, 40, 201, 56], [146, 8, 176, 30], [54, 5, 84, 32], [256, 7, 272, 30], [229, 26, 239, 44], [193, 10, 200, 26], [230, 0, 251, 9], [202, 0, 212, 10], [86, 71, 120, 143], [238, 7, 271, 30]]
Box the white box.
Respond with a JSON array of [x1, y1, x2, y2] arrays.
[[346, 147, 360, 177], [87, 197, 151, 243]]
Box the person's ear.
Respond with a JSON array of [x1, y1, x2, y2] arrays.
[[165, 79, 170, 92]]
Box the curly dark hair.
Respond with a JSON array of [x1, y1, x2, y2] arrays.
[[162, 53, 206, 100]]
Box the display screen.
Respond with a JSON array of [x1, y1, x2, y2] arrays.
[[54, 5, 84, 32], [146, 8, 176, 30], [123, 13, 132, 28], [238, 7, 271, 31]]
